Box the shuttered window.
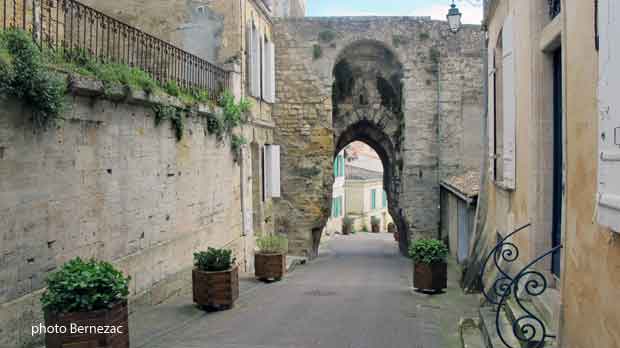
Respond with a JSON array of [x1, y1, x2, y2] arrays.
[[488, 46, 496, 181], [261, 34, 267, 100], [247, 25, 262, 98], [488, 14, 516, 189], [264, 145, 281, 198], [371, 189, 377, 210], [502, 14, 517, 189], [269, 41, 276, 102], [597, 0, 620, 232], [382, 190, 387, 208]]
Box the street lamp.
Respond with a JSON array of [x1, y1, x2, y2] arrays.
[[446, 0, 463, 33]]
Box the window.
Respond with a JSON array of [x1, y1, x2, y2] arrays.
[[489, 15, 516, 189], [247, 23, 261, 98], [597, 0, 620, 233], [332, 196, 343, 218], [264, 145, 281, 198], [334, 155, 344, 177], [371, 189, 377, 210], [382, 190, 387, 208], [246, 22, 275, 103]]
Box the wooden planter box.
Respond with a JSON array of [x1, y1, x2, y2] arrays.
[[414, 262, 447, 292], [371, 223, 380, 233], [45, 301, 129, 348], [343, 224, 352, 235], [255, 252, 286, 281], [193, 266, 239, 310]]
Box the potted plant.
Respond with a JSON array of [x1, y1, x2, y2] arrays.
[[409, 239, 449, 292], [41, 258, 130, 348], [342, 216, 353, 235], [255, 234, 288, 282], [371, 216, 381, 233], [193, 248, 239, 310]]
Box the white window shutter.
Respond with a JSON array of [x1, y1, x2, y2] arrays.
[[598, 0, 620, 232], [261, 34, 267, 100], [488, 47, 496, 181], [246, 27, 253, 95], [269, 41, 276, 103], [263, 41, 272, 103], [265, 145, 281, 198], [502, 14, 516, 189], [252, 29, 261, 98]]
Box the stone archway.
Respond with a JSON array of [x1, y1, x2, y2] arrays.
[[334, 121, 408, 253], [272, 17, 484, 259], [331, 40, 408, 254]]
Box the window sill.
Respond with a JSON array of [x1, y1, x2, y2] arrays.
[[493, 180, 515, 192]]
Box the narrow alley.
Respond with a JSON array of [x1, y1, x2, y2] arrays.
[[130, 233, 477, 348]]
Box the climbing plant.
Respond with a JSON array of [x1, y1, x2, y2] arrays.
[[0, 29, 67, 130], [0, 28, 251, 163]]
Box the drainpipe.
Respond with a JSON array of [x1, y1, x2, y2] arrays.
[[436, 50, 442, 240]]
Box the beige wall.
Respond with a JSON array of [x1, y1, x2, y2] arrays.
[[480, 1, 620, 347], [560, 0, 620, 347], [345, 179, 392, 232]]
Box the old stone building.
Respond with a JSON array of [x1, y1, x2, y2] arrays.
[[272, 17, 484, 256]]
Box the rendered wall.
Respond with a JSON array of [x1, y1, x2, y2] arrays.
[[560, 0, 620, 346]]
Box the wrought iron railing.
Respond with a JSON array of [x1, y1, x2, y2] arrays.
[[1, 0, 230, 99], [479, 223, 562, 348], [548, 0, 561, 19]]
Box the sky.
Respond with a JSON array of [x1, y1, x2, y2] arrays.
[[306, 0, 484, 25]]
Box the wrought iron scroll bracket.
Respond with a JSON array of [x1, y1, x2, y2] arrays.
[[479, 222, 562, 348]]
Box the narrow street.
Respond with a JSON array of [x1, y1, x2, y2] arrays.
[[131, 233, 477, 348]]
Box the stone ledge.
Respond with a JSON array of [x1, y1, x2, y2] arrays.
[[68, 74, 217, 117]]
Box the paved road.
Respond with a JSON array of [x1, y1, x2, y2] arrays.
[[135, 233, 452, 348]]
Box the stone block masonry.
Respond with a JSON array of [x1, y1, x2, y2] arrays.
[[0, 89, 248, 347], [272, 17, 484, 257]]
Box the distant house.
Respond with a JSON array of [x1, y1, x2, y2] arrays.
[[325, 148, 393, 235], [345, 163, 393, 233]]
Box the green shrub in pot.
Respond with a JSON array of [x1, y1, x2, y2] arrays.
[[256, 235, 289, 254], [408, 239, 449, 265], [41, 258, 130, 313], [194, 247, 236, 272]]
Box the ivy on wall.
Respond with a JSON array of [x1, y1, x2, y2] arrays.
[[0, 28, 251, 162]]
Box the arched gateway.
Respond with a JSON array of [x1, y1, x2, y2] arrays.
[[272, 17, 484, 257]]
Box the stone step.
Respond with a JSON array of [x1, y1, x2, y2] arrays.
[[504, 297, 556, 347], [459, 318, 486, 348], [479, 305, 521, 348]]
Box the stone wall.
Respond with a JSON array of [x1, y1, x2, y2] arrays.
[[0, 90, 249, 347], [272, 17, 484, 257]]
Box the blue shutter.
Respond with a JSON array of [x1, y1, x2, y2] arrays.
[[371, 189, 377, 210]]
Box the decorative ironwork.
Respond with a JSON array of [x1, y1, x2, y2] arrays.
[[548, 0, 561, 19], [1, 0, 229, 99], [479, 223, 563, 348]]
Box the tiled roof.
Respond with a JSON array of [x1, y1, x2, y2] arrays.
[[441, 171, 481, 198]]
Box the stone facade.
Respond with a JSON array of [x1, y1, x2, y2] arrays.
[[0, 90, 249, 347], [272, 17, 484, 257]]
